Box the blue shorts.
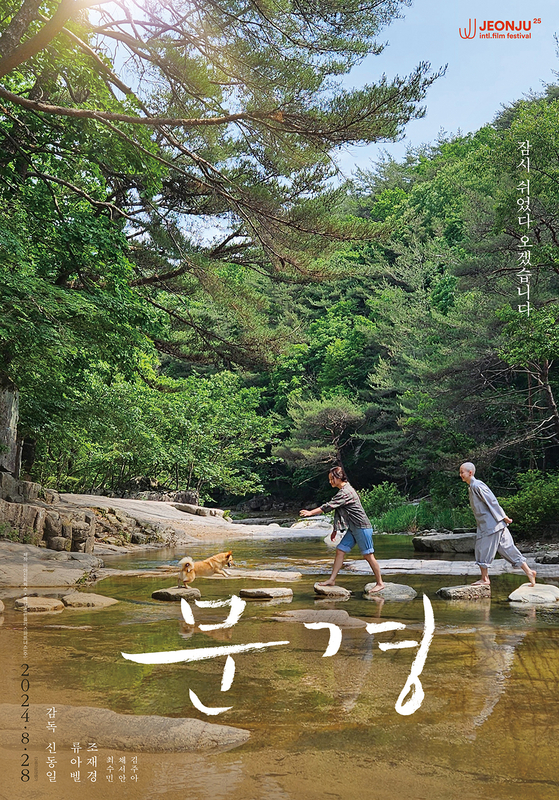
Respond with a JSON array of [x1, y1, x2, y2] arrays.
[[337, 527, 375, 555]]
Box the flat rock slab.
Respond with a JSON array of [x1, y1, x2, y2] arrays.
[[290, 519, 332, 531], [152, 586, 202, 601], [62, 592, 119, 608], [273, 609, 366, 628], [508, 583, 559, 605], [363, 582, 417, 601], [436, 584, 491, 600], [313, 583, 351, 598], [239, 587, 293, 599], [0, 704, 249, 753], [224, 568, 302, 582], [14, 596, 65, 612], [0, 541, 103, 588], [345, 558, 559, 578], [413, 533, 476, 553]]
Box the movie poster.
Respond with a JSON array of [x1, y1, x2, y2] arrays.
[[1, 1, 558, 799]]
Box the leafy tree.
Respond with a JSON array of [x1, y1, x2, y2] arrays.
[[276, 394, 366, 472], [0, 0, 442, 481], [32, 371, 283, 498]]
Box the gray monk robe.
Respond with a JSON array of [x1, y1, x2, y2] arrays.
[[468, 477, 526, 568]]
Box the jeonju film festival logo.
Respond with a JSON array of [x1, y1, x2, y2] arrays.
[[459, 18, 541, 40]]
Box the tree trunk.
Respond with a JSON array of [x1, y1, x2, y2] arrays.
[[0, 372, 20, 476], [540, 360, 559, 440]]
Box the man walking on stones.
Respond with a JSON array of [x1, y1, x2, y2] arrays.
[[459, 462, 536, 587]]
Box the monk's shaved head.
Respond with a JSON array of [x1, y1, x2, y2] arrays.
[[460, 462, 476, 474]]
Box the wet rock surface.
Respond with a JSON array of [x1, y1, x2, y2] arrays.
[[239, 587, 293, 599], [0, 541, 103, 588], [0, 704, 250, 752], [62, 592, 119, 608], [313, 583, 351, 598], [436, 584, 491, 600], [14, 596, 64, 612], [152, 586, 202, 601], [508, 583, 559, 605], [273, 608, 366, 627], [363, 582, 417, 600]]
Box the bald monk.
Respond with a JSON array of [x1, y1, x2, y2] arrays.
[[459, 462, 536, 587]]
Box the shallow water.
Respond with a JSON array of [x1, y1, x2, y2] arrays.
[[1, 535, 558, 799]]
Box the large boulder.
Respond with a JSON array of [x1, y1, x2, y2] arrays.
[[363, 582, 417, 601], [436, 584, 491, 600], [508, 583, 559, 605], [69, 512, 96, 553], [47, 536, 71, 552], [0, 473, 41, 504], [413, 533, 476, 553], [536, 551, 559, 564]]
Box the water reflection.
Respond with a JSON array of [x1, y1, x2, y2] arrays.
[[1, 536, 558, 799]]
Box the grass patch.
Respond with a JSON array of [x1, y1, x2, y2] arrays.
[[372, 501, 475, 533]]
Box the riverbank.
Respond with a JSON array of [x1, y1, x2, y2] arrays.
[[60, 493, 315, 546]]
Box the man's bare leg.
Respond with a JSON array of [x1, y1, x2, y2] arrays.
[[521, 562, 537, 586], [472, 566, 491, 586], [318, 548, 345, 586], [363, 553, 385, 592]]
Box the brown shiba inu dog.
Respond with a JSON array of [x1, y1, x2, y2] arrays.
[[178, 551, 233, 585]]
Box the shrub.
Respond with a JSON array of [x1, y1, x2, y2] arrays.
[[0, 522, 20, 542], [502, 471, 559, 537], [371, 503, 418, 533], [360, 482, 407, 519]]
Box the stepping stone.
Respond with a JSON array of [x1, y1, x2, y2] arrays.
[[436, 584, 491, 600], [14, 596, 64, 612], [239, 587, 293, 600], [152, 586, 202, 601], [273, 609, 366, 628], [508, 583, 559, 605], [62, 592, 119, 608], [0, 600, 4, 613], [363, 582, 417, 601], [313, 582, 351, 598]]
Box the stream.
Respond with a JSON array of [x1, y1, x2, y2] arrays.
[[1, 534, 558, 799]]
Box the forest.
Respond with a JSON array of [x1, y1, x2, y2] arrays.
[[1, 1, 559, 536]]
